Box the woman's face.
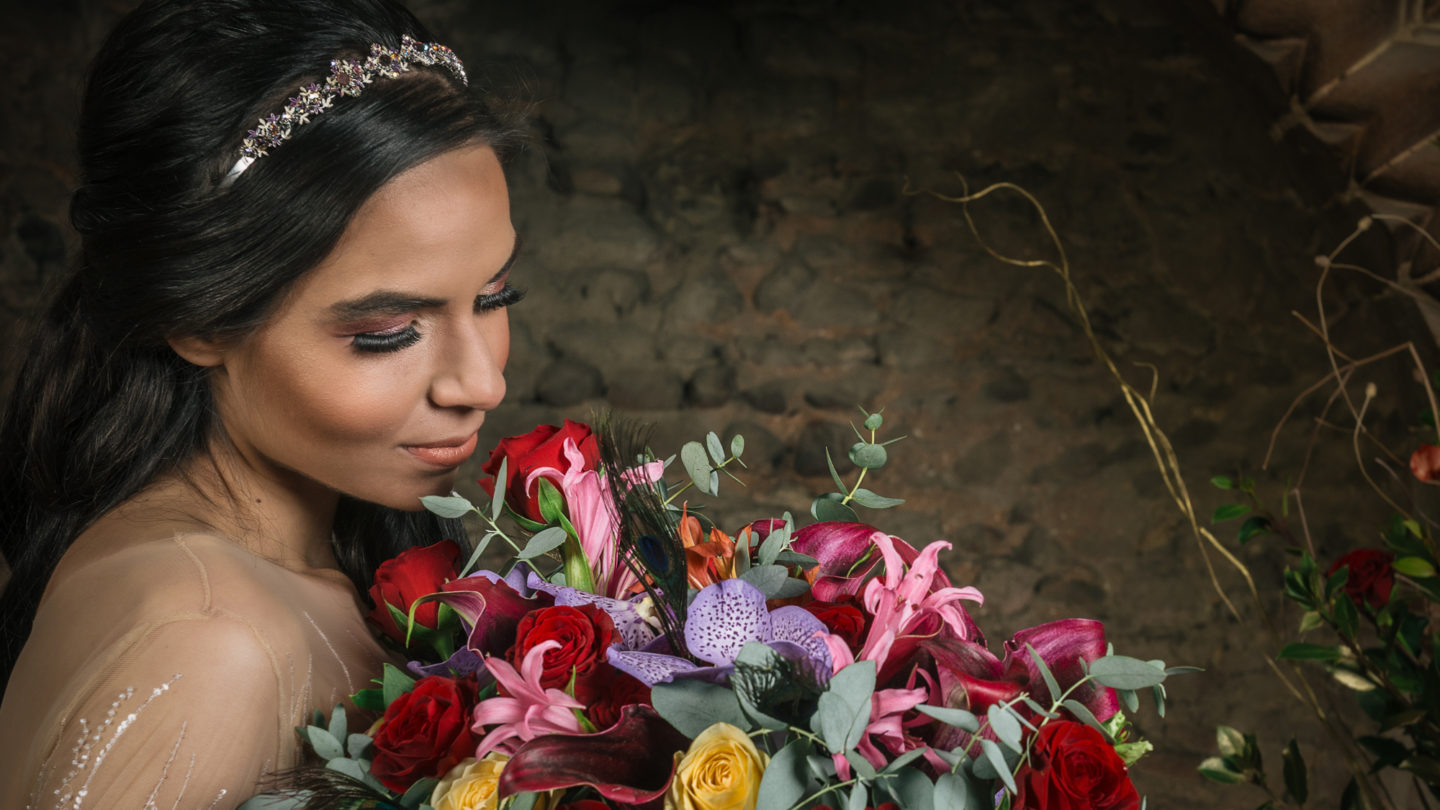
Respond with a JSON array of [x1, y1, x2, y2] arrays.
[[207, 145, 516, 511]]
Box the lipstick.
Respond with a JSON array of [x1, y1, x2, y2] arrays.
[[404, 433, 479, 468]]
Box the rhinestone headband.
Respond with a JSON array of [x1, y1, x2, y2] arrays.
[[223, 34, 467, 182]]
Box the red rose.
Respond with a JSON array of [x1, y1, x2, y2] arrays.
[[1328, 549, 1396, 609], [1412, 444, 1440, 483], [804, 600, 868, 652], [366, 540, 461, 644], [584, 666, 652, 731], [1014, 721, 1139, 810], [507, 604, 617, 690], [479, 419, 599, 523], [370, 675, 478, 793]]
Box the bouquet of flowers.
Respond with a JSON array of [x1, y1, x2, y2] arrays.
[[244, 411, 1188, 810]]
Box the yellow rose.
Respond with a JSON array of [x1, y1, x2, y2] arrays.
[[665, 722, 770, 810], [430, 753, 544, 810]]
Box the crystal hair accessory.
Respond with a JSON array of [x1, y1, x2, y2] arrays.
[[222, 34, 467, 183]]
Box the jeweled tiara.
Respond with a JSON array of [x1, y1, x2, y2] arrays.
[[222, 34, 467, 183]]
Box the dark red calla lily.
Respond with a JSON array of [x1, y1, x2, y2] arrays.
[[497, 705, 689, 808], [428, 573, 553, 657], [924, 619, 1117, 750], [792, 522, 956, 603]]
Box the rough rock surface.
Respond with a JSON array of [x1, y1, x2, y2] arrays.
[[2, 0, 1435, 806]]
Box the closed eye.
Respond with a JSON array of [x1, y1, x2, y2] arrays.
[[478, 283, 525, 312]]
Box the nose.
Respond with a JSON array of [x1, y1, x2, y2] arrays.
[[428, 318, 508, 411]]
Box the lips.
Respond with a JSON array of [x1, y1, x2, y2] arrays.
[[404, 432, 479, 468]]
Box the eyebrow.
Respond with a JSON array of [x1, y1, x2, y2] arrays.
[[327, 232, 523, 322]]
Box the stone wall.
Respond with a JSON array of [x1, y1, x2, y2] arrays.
[[2, 0, 1434, 806]]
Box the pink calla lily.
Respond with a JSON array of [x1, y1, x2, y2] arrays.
[[497, 704, 689, 809], [523, 437, 665, 598]]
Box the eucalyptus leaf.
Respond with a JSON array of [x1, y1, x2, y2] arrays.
[[886, 768, 936, 810], [508, 793, 539, 810], [651, 679, 750, 737], [775, 550, 820, 569], [347, 733, 372, 760], [849, 488, 904, 509], [1026, 643, 1062, 703], [812, 493, 859, 523], [934, 771, 970, 810], [1088, 655, 1167, 690], [881, 746, 929, 774], [518, 526, 568, 560], [849, 442, 888, 469], [706, 431, 726, 465], [327, 704, 347, 743], [774, 577, 811, 599], [731, 434, 745, 458], [980, 739, 1016, 794], [459, 532, 496, 578], [815, 692, 856, 754], [916, 704, 980, 732], [844, 751, 878, 781], [398, 778, 439, 810], [829, 660, 878, 709], [738, 564, 789, 598], [758, 525, 787, 567], [304, 727, 343, 761], [489, 458, 507, 521], [1119, 689, 1139, 714], [844, 782, 869, 810], [1062, 699, 1113, 741], [987, 704, 1024, 754], [324, 757, 368, 784], [680, 441, 713, 494], [756, 739, 811, 810], [709, 470, 719, 496], [1210, 475, 1234, 490], [419, 492, 474, 519], [864, 411, 883, 431], [825, 448, 848, 494]]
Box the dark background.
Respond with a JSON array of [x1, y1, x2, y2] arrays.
[[3, 0, 1436, 805]]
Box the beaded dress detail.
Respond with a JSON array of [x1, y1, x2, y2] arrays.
[[0, 534, 389, 808]]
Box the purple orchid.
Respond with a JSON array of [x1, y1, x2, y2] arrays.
[[607, 578, 833, 686]]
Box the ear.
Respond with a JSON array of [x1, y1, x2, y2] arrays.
[[167, 334, 228, 368]]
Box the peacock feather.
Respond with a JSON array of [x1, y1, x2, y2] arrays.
[[594, 414, 691, 659]]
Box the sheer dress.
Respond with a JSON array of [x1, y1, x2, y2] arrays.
[[0, 533, 389, 808]]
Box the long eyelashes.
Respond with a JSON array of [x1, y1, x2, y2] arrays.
[[350, 282, 525, 354], [351, 324, 422, 353], [479, 283, 525, 312]]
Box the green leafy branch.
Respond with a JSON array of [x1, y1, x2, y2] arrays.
[[812, 407, 907, 523]]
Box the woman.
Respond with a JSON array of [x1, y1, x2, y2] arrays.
[[0, 0, 524, 805]]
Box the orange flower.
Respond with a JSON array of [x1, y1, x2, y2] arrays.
[[679, 508, 739, 589]]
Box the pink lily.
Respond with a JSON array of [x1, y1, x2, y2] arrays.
[[472, 640, 585, 757], [524, 438, 665, 598], [858, 533, 984, 683]]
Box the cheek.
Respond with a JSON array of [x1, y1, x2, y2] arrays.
[[246, 341, 423, 443]]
